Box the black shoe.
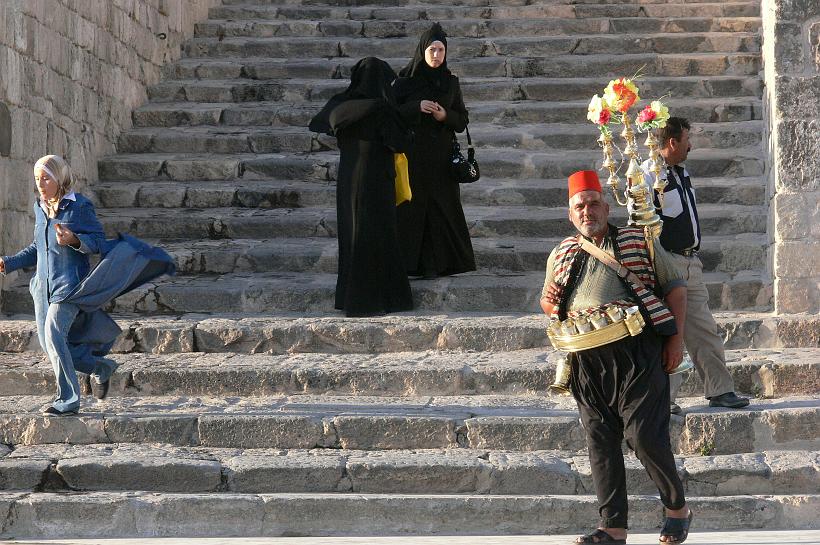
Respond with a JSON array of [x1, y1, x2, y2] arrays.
[[708, 392, 750, 408], [670, 402, 682, 415], [90, 378, 111, 400], [90, 359, 118, 400], [42, 406, 79, 417]]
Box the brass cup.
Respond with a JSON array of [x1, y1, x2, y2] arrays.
[[549, 355, 572, 395]]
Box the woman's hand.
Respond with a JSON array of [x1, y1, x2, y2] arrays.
[[0, 258, 5, 274], [419, 100, 438, 114], [431, 103, 447, 122], [420, 100, 447, 121], [54, 224, 80, 249]]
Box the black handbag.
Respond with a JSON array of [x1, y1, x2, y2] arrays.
[[450, 126, 480, 184]]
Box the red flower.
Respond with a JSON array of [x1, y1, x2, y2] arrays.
[[599, 109, 611, 125], [637, 105, 657, 124]]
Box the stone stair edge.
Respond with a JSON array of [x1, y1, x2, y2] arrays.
[[1, 311, 815, 352], [1, 443, 816, 497], [0, 394, 817, 454], [184, 31, 762, 42], [97, 147, 767, 161], [1, 346, 818, 399], [0, 493, 815, 538]]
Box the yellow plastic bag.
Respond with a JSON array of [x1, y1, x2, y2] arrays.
[[394, 153, 411, 205]]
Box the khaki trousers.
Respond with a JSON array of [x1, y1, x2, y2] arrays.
[[668, 253, 736, 400]]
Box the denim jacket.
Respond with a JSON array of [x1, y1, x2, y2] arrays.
[[2, 193, 105, 303]]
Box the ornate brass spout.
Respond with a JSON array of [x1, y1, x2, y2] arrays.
[[549, 354, 572, 395]]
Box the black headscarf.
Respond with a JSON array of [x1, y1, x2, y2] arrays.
[[398, 23, 451, 91], [309, 57, 399, 136]]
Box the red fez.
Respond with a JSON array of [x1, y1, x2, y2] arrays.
[[568, 170, 602, 197]]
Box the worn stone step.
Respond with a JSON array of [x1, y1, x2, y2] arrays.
[[109, 200, 766, 236], [195, 17, 761, 39], [88, 203, 767, 243], [119, 233, 760, 276], [159, 52, 761, 91], [0, 491, 814, 538], [181, 33, 760, 60], [146, 75, 764, 104], [2, 311, 815, 355], [2, 443, 816, 497], [211, 2, 761, 20], [98, 148, 764, 183], [0, 393, 816, 454], [1, 348, 817, 400], [0, 267, 768, 315], [92, 174, 765, 211], [132, 96, 762, 130], [116, 120, 763, 156]]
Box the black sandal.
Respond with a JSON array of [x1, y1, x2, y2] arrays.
[[659, 510, 693, 544], [573, 528, 627, 544]]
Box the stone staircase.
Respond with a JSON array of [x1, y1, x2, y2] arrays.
[[1, 0, 819, 538]]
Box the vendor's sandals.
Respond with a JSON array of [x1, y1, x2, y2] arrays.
[[573, 529, 627, 544], [659, 510, 693, 544]]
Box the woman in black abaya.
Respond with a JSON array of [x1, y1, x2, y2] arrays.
[[309, 57, 414, 317], [394, 23, 476, 277]]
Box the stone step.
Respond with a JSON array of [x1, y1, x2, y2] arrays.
[[2, 443, 816, 497], [1, 348, 817, 399], [211, 2, 761, 20], [146, 75, 764, 104], [181, 34, 761, 60], [0, 492, 814, 538], [88, 204, 766, 242], [0, 393, 816, 454], [2, 311, 815, 355], [195, 17, 761, 39], [132, 96, 762, 129], [0, 267, 769, 315], [92, 174, 766, 210], [98, 148, 764, 182], [159, 52, 762, 89], [82, 232, 763, 276], [117, 120, 763, 154], [110, 233, 760, 276]]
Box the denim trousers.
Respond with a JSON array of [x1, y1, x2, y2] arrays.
[[36, 302, 96, 412]]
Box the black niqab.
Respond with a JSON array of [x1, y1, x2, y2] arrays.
[[398, 23, 451, 91], [309, 57, 399, 136]]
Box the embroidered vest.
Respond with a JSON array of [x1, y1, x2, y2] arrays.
[[551, 225, 677, 336]]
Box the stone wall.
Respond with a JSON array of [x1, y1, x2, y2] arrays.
[[0, 0, 219, 306], [762, 0, 820, 314]]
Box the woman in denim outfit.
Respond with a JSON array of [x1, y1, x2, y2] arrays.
[[0, 155, 117, 416]]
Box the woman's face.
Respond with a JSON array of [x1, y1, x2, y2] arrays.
[[34, 166, 59, 201], [424, 41, 446, 68]]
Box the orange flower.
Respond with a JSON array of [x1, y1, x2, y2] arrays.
[[603, 78, 640, 113]]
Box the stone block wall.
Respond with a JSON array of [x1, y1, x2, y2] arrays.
[[0, 0, 219, 306], [762, 0, 820, 314]]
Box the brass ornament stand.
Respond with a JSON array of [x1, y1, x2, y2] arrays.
[[598, 110, 668, 261]]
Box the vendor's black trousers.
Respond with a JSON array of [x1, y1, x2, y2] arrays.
[[570, 329, 686, 529]]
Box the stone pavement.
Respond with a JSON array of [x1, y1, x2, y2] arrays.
[[8, 531, 820, 544]]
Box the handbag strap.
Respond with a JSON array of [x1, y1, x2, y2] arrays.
[[577, 235, 647, 290], [454, 126, 473, 147]]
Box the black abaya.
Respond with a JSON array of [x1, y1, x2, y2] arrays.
[[309, 58, 414, 317], [394, 24, 476, 277]]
